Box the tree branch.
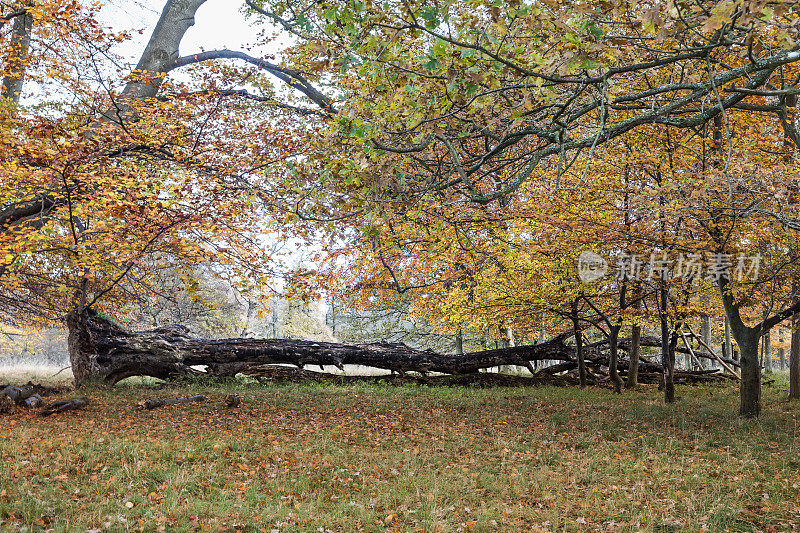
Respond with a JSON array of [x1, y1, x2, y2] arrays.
[[171, 50, 335, 113]]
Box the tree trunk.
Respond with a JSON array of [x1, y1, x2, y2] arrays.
[[790, 311, 800, 400], [66, 309, 576, 385], [659, 285, 673, 402], [66, 310, 96, 387], [1, 6, 33, 104], [105, 0, 210, 119], [717, 277, 800, 416], [609, 324, 623, 393], [626, 324, 641, 388], [570, 299, 587, 388], [763, 330, 773, 373], [724, 316, 735, 362], [328, 298, 336, 338], [701, 315, 712, 369], [736, 328, 761, 417], [664, 323, 678, 403]]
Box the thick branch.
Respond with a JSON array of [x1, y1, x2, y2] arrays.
[[171, 49, 335, 113]]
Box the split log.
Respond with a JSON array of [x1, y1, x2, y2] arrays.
[[1, 385, 36, 404], [40, 397, 90, 417], [137, 395, 206, 410], [0, 382, 70, 398], [0, 385, 41, 414]]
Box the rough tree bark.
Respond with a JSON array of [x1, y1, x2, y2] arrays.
[[626, 324, 641, 388], [1, 5, 33, 105], [65, 308, 739, 387], [762, 330, 773, 374], [66, 309, 577, 385], [720, 279, 765, 417], [701, 315, 712, 369], [735, 328, 762, 417], [609, 323, 624, 394], [791, 311, 800, 400], [724, 316, 734, 362], [659, 284, 675, 403], [570, 299, 587, 388]]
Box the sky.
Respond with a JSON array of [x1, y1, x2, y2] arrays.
[[98, 0, 276, 66]]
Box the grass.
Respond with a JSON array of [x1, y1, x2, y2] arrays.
[[1, 377, 799, 532]]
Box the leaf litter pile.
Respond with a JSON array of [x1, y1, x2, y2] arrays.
[[1, 381, 799, 532]]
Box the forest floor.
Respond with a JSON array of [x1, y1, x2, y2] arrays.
[[1, 376, 799, 532]]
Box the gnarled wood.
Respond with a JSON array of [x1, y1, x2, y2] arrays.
[[69, 309, 576, 384], [67, 309, 741, 387]]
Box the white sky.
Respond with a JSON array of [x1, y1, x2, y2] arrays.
[[99, 0, 274, 66]]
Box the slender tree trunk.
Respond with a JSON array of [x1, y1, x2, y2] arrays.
[[790, 311, 800, 399], [701, 315, 712, 369], [328, 298, 337, 338], [570, 300, 586, 388], [724, 316, 735, 362], [626, 324, 641, 388], [455, 329, 464, 355], [778, 347, 786, 372], [763, 330, 773, 373], [609, 324, 623, 393], [663, 322, 679, 403], [659, 284, 676, 402]]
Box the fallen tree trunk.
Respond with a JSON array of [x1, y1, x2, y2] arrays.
[[66, 308, 740, 387], [67, 308, 575, 385], [592, 335, 741, 370]]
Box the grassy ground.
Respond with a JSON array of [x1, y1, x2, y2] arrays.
[[1, 377, 799, 532]]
